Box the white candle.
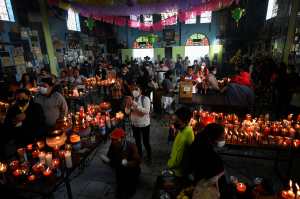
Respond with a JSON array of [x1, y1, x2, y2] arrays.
[[38, 151, 46, 163], [64, 151, 72, 168], [296, 183, 300, 199], [45, 152, 52, 167], [105, 116, 111, 129]]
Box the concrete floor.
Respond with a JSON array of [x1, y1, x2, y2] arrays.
[[53, 118, 171, 199], [51, 116, 291, 199]]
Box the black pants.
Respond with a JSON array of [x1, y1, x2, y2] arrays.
[[132, 125, 152, 159]]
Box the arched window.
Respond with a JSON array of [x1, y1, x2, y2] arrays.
[[132, 35, 154, 61], [185, 33, 210, 62]]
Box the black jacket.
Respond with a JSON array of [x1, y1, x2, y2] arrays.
[[3, 100, 46, 145], [188, 133, 228, 198]]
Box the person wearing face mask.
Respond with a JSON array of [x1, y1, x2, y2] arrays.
[[167, 107, 194, 177], [125, 85, 152, 163], [3, 89, 46, 146], [206, 66, 220, 94], [187, 123, 228, 199], [34, 78, 68, 129], [102, 128, 141, 199]]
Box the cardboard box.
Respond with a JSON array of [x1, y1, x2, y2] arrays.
[[179, 80, 193, 99]]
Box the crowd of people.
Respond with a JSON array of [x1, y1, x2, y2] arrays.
[[0, 52, 300, 198]]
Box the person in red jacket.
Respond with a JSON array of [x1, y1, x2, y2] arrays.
[[231, 66, 253, 88]]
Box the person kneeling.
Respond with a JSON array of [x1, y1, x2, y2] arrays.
[[102, 128, 141, 199]]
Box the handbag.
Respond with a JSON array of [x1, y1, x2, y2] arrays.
[[192, 172, 224, 199]]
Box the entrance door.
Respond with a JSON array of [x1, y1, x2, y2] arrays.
[[165, 47, 172, 60]]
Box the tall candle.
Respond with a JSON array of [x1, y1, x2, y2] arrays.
[[64, 151, 72, 168], [38, 151, 46, 163], [45, 152, 52, 167], [296, 183, 300, 199]]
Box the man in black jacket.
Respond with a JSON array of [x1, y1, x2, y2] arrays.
[[3, 88, 46, 146]]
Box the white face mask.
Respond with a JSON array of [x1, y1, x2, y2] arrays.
[[39, 87, 48, 95], [217, 140, 226, 148], [132, 90, 140, 98]]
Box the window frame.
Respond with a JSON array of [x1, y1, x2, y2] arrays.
[[0, 0, 15, 22]]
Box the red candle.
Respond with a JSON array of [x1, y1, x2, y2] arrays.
[[12, 169, 22, 177], [281, 190, 288, 199], [27, 174, 36, 182], [32, 163, 45, 175], [43, 167, 52, 177], [27, 144, 33, 151], [32, 150, 39, 158], [236, 182, 247, 193], [59, 150, 65, 158]]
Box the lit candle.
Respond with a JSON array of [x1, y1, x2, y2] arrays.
[[64, 150, 72, 168], [27, 174, 36, 182], [45, 152, 53, 167], [287, 180, 295, 199], [36, 141, 45, 150], [236, 182, 247, 193], [65, 144, 72, 151], [51, 158, 60, 169], [0, 162, 7, 173], [12, 169, 22, 177], [26, 144, 33, 152], [32, 150, 39, 158], [58, 150, 65, 158], [296, 183, 300, 199], [32, 162, 45, 175], [38, 151, 46, 163], [43, 167, 52, 177]]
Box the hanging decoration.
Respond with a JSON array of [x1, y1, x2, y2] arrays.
[[231, 7, 245, 26], [48, 0, 237, 31], [85, 17, 95, 31]]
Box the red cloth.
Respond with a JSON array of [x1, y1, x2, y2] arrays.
[[231, 72, 253, 88], [111, 128, 125, 139]]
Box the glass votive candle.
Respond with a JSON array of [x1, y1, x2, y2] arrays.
[[236, 182, 247, 193], [27, 174, 37, 183], [43, 167, 53, 177]]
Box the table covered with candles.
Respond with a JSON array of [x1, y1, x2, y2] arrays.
[[0, 104, 125, 199], [189, 111, 300, 182]]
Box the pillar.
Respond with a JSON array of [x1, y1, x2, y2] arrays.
[[283, 0, 299, 64], [38, 0, 58, 75]]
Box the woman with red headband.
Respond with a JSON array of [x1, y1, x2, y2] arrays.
[[101, 128, 141, 199]]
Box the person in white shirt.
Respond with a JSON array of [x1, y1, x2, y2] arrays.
[[125, 85, 152, 162], [73, 68, 86, 86], [207, 66, 220, 93]]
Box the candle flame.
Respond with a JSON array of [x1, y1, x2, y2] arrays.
[[296, 183, 299, 191], [290, 180, 293, 189]]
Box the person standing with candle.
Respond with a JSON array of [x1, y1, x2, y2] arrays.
[[102, 128, 141, 199], [125, 85, 152, 163]]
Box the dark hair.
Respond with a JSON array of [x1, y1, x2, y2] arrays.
[[202, 123, 224, 142], [208, 66, 216, 73], [41, 77, 54, 86], [16, 88, 31, 96], [175, 107, 192, 123]]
